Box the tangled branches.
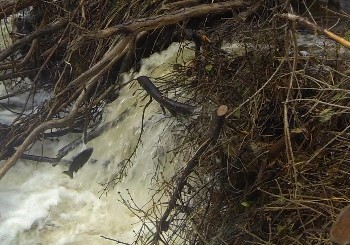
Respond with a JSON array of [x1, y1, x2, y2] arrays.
[[101, 1, 350, 244], [0, 0, 253, 178], [2, 0, 350, 244]]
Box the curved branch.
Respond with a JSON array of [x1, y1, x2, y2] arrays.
[[73, 0, 251, 46], [0, 39, 38, 70], [0, 18, 68, 62]]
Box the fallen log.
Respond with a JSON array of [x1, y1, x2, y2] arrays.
[[137, 76, 196, 115]]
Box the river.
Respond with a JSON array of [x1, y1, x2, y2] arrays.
[[1, 1, 349, 243], [0, 43, 194, 245]]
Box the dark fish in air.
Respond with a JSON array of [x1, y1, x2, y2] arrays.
[[63, 148, 93, 178]]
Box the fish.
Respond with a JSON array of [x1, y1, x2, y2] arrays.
[[63, 148, 93, 178], [330, 204, 350, 245]]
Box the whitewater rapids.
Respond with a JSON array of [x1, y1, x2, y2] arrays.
[[0, 43, 194, 245]]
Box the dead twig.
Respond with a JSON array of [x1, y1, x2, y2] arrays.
[[276, 13, 350, 49]]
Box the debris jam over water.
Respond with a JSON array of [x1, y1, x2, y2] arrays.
[[0, 43, 194, 245]]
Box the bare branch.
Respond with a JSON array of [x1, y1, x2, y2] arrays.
[[0, 18, 68, 62]]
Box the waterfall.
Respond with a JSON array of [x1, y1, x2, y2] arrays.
[[0, 43, 194, 244]]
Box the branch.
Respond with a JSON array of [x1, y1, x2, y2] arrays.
[[56, 107, 131, 159], [19, 153, 70, 164], [0, 39, 38, 70], [0, 67, 39, 81], [0, 18, 69, 62], [276, 13, 350, 49], [74, 0, 252, 44]]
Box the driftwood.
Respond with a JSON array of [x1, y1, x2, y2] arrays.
[[137, 76, 196, 115], [154, 105, 228, 242]]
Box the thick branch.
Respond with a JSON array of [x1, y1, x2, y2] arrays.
[[137, 76, 196, 115], [77, 0, 251, 42], [0, 39, 38, 70]]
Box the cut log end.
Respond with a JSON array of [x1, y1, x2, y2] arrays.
[[217, 105, 228, 117], [330, 204, 350, 245]]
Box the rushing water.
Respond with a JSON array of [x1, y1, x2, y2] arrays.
[[1, 6, 348, 241], [0, 43, 195, 245]]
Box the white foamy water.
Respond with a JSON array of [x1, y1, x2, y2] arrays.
[[0, 43, 195, 244]]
